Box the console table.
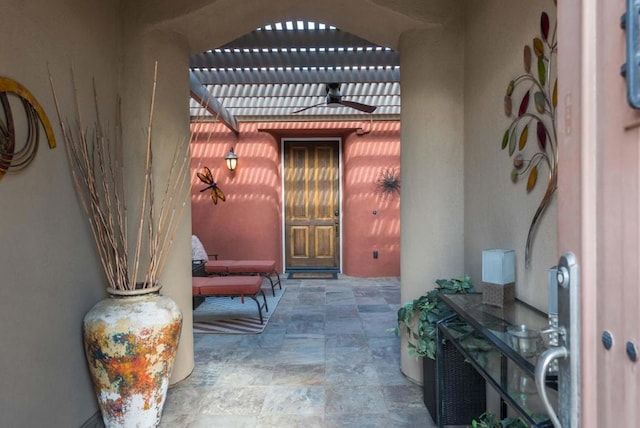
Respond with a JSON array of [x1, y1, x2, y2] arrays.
[[436, 293, 558, 427]]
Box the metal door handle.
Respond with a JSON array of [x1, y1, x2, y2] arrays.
[[535, 347, 569, 428]]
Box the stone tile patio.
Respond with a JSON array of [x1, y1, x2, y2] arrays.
[[160, 276, 436, 428]]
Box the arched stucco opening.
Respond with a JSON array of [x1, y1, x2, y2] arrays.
[[121, 0, 464, 385]]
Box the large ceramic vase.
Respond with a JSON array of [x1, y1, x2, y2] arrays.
[[82, 284, 182, 427]]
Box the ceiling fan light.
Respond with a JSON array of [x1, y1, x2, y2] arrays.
[[294, 82, 377, 113]]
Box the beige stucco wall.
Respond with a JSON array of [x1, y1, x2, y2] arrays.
[[399, 11, 465, 382], [0, 0, 561, 424], [1, 1, 197, 425], [0, 1, 120, 426], [119, 24, 195, 386], [398, 0, 558, 385], [464, 0, 558, 311]]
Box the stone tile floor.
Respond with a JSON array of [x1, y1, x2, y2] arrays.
[[160, 276, 436, 427]]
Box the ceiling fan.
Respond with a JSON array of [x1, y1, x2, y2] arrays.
[[293, 83, 377, 114]]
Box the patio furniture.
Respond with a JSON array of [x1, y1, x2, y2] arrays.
[[204, 259, 282, 296], [192, 276, 268, 323], [191, 234, 282, 296]]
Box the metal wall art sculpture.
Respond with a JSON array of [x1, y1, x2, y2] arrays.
[[0, 77, 56, 180], [501, 7, 557, 268], [197, 166, 226, 204], [375, 167, 401, 198]]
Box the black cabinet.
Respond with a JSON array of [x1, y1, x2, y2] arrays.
[[428, 330, 486, 426]]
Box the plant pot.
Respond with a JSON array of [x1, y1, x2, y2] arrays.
[[83, 285, 182, 427]]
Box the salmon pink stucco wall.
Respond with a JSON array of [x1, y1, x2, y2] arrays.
[[342, 122, 400, 276], [190, 120, 400, 277]]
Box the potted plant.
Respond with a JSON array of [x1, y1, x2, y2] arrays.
[[50, 64, 190, 427], [396, 276, 485, 424], [396, 276, 474, 359]]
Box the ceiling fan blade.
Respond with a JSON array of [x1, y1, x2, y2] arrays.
[[292, 102, 325, 114], [339, 100, 378, 113]]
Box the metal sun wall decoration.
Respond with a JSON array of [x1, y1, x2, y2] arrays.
[[501, 7, 557, 268], [375, 167, 401, 198], [197, 166, 226, 204], [0, 77, 56, 180]]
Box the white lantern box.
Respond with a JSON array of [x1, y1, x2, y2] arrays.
[[482, 249, 515, 307]]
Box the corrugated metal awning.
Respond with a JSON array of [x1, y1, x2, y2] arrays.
[[189, 20, 400, 126]]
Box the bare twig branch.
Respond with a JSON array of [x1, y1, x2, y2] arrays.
[[50, 63, 190, 290]]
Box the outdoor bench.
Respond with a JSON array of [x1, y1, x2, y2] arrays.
[[191, 275, 268, 323], [204, 259, 282, 296]]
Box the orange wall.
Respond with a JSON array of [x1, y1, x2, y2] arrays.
[[342, 122, 401, 276], [190, 120, 400, 277]]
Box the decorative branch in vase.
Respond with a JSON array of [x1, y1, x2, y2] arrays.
[[49, 62, 192, 427], [50, 63, 190, 290], [501, 7, 557, 268]]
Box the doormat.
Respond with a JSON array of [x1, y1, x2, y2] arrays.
[[287, 271, 338, 280], [193, 287, 285, 334]]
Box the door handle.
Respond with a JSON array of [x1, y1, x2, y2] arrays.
[[621, 0, 640, 108], [536, 346, 569, 428], [539, 252, 580, 428]]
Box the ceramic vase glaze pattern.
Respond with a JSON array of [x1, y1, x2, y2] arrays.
[[83, 286, 182, 427]]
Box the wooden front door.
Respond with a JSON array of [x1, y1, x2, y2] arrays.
[[284, 140, 340, 269], [559, 0, 640, 425]]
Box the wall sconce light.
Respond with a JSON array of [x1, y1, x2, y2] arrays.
[[224, 147, 238, 171]]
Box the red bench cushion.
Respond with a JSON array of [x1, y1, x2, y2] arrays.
[[227, 260, 276, 274], [204, 259, 277, 275], [192, 276, 262, 296], [204, 260, 229, 274]]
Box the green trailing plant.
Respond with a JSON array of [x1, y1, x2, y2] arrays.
[[395, 276, 474, 360], [472, 412, 527, 428], [501, 7, 557, 268]]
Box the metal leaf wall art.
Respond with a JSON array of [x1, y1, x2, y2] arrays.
[[501, 8, 557, 268]]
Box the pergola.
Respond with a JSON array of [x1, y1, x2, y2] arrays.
[[189, 20, 401, 134]]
